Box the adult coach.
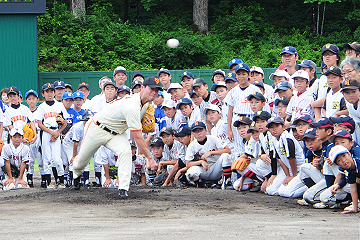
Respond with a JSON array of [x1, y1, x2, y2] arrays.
[[72, 76, 161, 197]]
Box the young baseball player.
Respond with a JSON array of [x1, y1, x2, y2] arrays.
[[72, 91, 85, 116], [113, 66, 127, 87], [250, 66, 274, 105], [168, 83, 188, 104], [269, 69, 291, 89], [147, 137, 165, 185], [64, 84, 73, 93], [330, 115, 359, 144], [54, 81, 66, 102], [95, 146, 119, 188], [77, 82, 92, 111], [132, 71, 144, 82], [211, 69, 225, 84], [162, 99, 187, 132], [131, 80, 142, 94], [177, 98, 201, 129], [157, 68, 172, 101], [190, 91, 203, 107], [173, 127, 192, 186], [280, 46, 299, 76], [341, 79, 360, 129], [130, 141, 146, 186], [247, 92, 271, 114], [35, 83, 69, 188], [212, 82, 229, 124], [117, 86, 131, 99], [224, 72, 239, 91], [274, 97, 290, 120], [228, 58, 243, 72], [185, 121, 232, 189], [92, 81, 117, 113], [293, 114, 313, 143], [153, 91, 166, 136], [181, 71, 195, 94], [1, 128, 30, 190]]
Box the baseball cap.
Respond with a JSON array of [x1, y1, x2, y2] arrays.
[[329, 130, 353, 144], [161, 99, 176, 109], [61, 92, 74, 100], [160, 127, 174, 136], [25, 89, 39, 99], [269, 69, 291, 81], [157, 68, 171, 77], [81, 110, 94, 121], [252, 110, 271, 121], [130, 140, 137, 148], [228, 58, 243, 69], [250, 66, 264, 75], [343, 42, 360, 52], [190, 91, 198, 98], [302, 128, 316, 140], [113, 66, 127, 76], [266, 116, 285, 128], [291, 70, 310, 81], [329, 115, 355, 134], [7, 86, 20, 95], [175, 126, 192, 137], [280, 46, 298, 56], [321, 62, 327, 70], [132, 71, 144, 80], [293, 114, 313, 125], [328, 145, 349, 164], [225, 72, 237, 82], [324, 66, 342, 77], [247, 92, 266, 102], [10, 128, 24, 136], [65, 84, 73, 90], [176, 98, 192, 109], [274, 97, 290, 106], [247, 122, 258, 133], [253, 81, 265, 90], [191, 121, 207, 131], [167, 82, 183, 93], [212, 69, 225, 78], [233, 116, 252, 127], [192, 78, 207, 88], [78, 82, 90, 91], [274, 81, 292, 92], [158, 91, 164, 97], [149, 137, 164, 147], [321, 43, 340, 55], [53, 81, 65, 89], [211, 81, 227, 92], [297, 59, 317, 69], [181, 71, 195, 80], [340, 78, 360, 91], [234, 63, 250, 73], [310, 117, 333, 129], [131, 80, 142, 90], [118, 86, 131, 93], [73, 91, 84, 100], [42, 83, 55, 92], [103, 81, 116, 90], [204, 104, 221, 116], [143, 76, 162, 90]]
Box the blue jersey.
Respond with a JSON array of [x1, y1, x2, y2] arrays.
[[155, 105, 166, 131], [77, 108, 85, 119], [66, 108, 80, 126], [321, 140, 334, 158]]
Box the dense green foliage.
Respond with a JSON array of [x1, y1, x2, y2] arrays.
[[37, 0, 360, 72]]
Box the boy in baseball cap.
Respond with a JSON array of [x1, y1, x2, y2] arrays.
[[224, 72, 238, 90], [343, 42, 360, 59], [147, 137, 165, 185], [132, 71, 144, 82], [181, 71, 195, 93], [293, 114, 313, 139], [247, 92, 269, 114], [72, 91, 85, 116], [298, 59, 318, 88], [168, 83, 186, 102], [330, 115, 356, 136], [274, 97, 290, 120], [117, 86, 131, 99], [177, 98, 200, 128], [53, 81, 66, 102], [162, 99, 186, 132], [131, 80, 142, 94], [274, 81, 293, 100], [113, 66, 127, 87], [321, 43, 340, 68], [157, 68, 172, 97], [228, 58, 243, 72], [211, 69, 225, 83], [269, 69, 291, 88]]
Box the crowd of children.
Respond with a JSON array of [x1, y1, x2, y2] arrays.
[[2, 42, 360, 214]]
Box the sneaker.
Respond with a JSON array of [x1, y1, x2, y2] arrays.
[[118, 189, 128, 198], [297, 199, 310, 206], [329, 203, 341, 209], [27, 180, 34, 188], [313, 202, 327, 209], [47, 182, 57, 189], [58, 183, 66, 189], [73, 177, 81, 190], [40, 181, 47, 188], [221, 178, 234, 190]]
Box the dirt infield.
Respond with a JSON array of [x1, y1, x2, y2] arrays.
[[1, 183, 359, 239]]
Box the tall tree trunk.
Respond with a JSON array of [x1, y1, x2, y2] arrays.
[[321, 1, 326, 35], [124, 0, 129, 23], [317, 2, 320, 35], [193, 0, 209, 35], [312, 2, 317, 36], [70, 0, 85, 18]]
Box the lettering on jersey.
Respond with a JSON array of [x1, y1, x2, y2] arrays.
[[211, 98, 221, 109], [134, 163, 143, 175], [8, 155, 24, 161], [332, 101, 339, 110], [44, 112, 58, 119], [344, 170, 349, 177], [218, 133, 227, 140], [280, 146, 286, 156], [242, 95, 250, 104], [11, 115, 27, 123]]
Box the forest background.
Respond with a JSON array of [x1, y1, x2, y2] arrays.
[[37, 0, 360, 72]]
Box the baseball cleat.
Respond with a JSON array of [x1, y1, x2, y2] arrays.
[[58, 183, 66, 189], [73, 177, 81, 190], [27, 180, 34, 188], [297, 199, 310, 206], [313, 202, 327, 209], [118, 189, 128, 198], [40, 181, 47, 188], [344, 201, 360, 211], [221, 178, 234, 190], [47, 182, 57, 189]]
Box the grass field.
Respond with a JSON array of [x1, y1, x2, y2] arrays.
[[33, 158, 95, 172]]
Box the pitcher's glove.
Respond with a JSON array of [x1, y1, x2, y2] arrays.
[[142, 104, 155, 133], [231, 157, 251, 172], [23, 123, 34, 143]]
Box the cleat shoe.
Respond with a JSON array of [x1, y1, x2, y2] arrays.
[[297, 199, 310, 206], [313, 202, 327, 209], [250, 182, 262, 192], [47, 182, 57, 189], [329, 203, 341, 209], [73, 177, 81, 190], [27, 180, 34, 188], [58, 183, 66, 189], [222, 178, 234, 190], [118, 189, 128, 198], [40, 181, 47, 188]]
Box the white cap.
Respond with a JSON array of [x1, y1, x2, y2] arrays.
[[204, 104, 221, 117], [269, 69, 291, 80], [161, 99, 176, 109], [167, 83, 183, 93], [329, 145, 349, 164], [291, 70, 310, 81], [250, 66, 264, 75], [10, 128, 24, 136]]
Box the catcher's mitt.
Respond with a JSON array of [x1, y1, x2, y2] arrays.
[[22, 123, 34, 143], [0, 139, 4, 154], [1, 164, 20, 178], [142, 103, 155, 132], [231, 157, 251, 172], [56, 112, 66, 126]]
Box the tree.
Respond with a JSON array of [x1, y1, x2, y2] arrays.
[[193, 0, 209, 34], [70, 0, 86, 18]]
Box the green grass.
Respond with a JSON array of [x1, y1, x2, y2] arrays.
[[33, 158, 95, 172]]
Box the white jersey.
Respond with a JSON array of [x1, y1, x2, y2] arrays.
[[95, 146, 117, 166], [199, 91, 220, 119], [211, 119, 234, 152], [4, 104, 34, 129], [131, 155, 146, 184], [221, 95, 230, 124], [163, 140, 184, 161], [264, 84, 275, 105], [346, 100, 360, 123], [245, 136, 261, 158], [93, 93, 149, 134], [34, 101, 70, 129], [1, 143, 30, 169], [92, 95, 117, 113], [323, 89, 344, 117], [0, 111, 4, 123], [64, 121, 84, 153], [226, 84, 261, 117], [187, 106, 202, 127], [285, 90, 314, 121], [185, 135, 224, 166], [165, 111, 187, 132], [307, 78, 321, 100]]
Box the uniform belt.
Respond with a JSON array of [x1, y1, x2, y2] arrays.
[[95, 121, 118, 135], [49, 126, 58, 130], [235, 113, 249, 117]]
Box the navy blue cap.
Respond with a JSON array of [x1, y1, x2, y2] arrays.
[[252, 110, 271, 121], [25, 89, 39, 99], [293, 114, 313, 125], [176, 98, 192, 109], [191, 121, 207, 131], [324, 66, 342, 77], [321, 43, 340, 55], [274, 97, 290, 106], [329, 130, 353, 144], [192, 78, 207, 87], [274, 80, 292, 93], [143, 76, 163, 90], [132, 71, 144, 80], [233, 116, 252, 127], [53, 81, 65, 89], [61, 92, 73, 100], [329, 115, 355, 134], [131, 80, 142, 90], [266, 116, 285, 128], [247, 92, 266, 102], [157, 68, 171, 77], [225, 72, 237, 82], [72, 91, 84, 100], [302, 128, 316, 140], [298, 59, 317, 69], [211, 81, 227, 91], [310, 117, 334, 129], [228, 58, 243, 69], [42, 83, 55, 92], [234, 63, 250, 73], [160, 127, 174, 136], [118, 86, 131, 93], [190, 91, 198, 97], [175, 126, 192, 137], [181, 71, 195, 80], [321, 62, 327, 70], [150, 137, 164, 147], [81, 110, 94, 121], [65, 83, 73, 90], [103, 81, 117, 90], [253, 81, 264, 89], [280, 46, 298, 56], [7, 86, 20, 95]]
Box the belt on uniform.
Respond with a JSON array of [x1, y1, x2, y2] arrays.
[[49, 126, 58, 130], [235, 113, 249, 117], [95, 121, 118, 135]]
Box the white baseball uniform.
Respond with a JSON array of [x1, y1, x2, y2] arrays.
[[199, 91, 220, 120], [211, 118, 234, 154], [322, 89, 345, 117], [285, 90, 314, 120], [1, 142, 30, 183], [165, 111, 187, 132], [3, 104, 34, 129], [131, 155, 146, 185]]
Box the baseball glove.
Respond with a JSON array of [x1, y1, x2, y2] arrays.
[[231, 157, 251, 172], [193, 153, 202, 161], [154, 169, 167, 186], [141, 103, 155, 133], [1, 164, 20, 178], [22, 123, 34, 143], [56, 112, 66, 126]]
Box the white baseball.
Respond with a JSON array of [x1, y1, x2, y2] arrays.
[[166, 39, 179, 48]]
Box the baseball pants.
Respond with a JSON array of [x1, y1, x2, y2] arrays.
[[41, 131, 64, 176], [298, 163, 324, 184], [278, 175, 307, 198], [319, 183, 351, 207]]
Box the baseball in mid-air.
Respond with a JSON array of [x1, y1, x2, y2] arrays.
[[166, 39, 179, 48]]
